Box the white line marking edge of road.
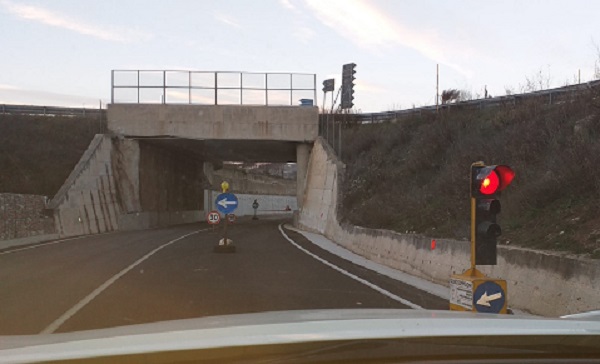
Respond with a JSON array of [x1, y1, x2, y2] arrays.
[[0, 235, 92, 256], [277, 224, 423, 310], [40, 228, 210, 334]]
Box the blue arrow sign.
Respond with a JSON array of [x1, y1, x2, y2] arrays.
[[473, 281, 506, 314], [215, 193, 238, 214]]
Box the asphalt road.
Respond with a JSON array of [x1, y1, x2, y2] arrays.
[[0, 217, 447, 335]]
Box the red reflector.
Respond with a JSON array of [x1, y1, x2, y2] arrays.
[[480, 171, 499, 195], [495, 165, 515, 191]]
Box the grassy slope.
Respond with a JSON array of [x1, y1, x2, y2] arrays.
[[340, 92, 600, 257], [0, 114, 105, 196]]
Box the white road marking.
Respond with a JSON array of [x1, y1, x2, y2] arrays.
[[278, 224, 423, 310], [0, 235, 91, 256], [40, 228, 209, 334]]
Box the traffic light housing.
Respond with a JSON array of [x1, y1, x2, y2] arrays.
[[471, 163, 515, 265], [322, 78, 335, 93], [341, 63, 356, 109]]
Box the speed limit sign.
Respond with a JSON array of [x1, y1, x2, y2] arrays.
[[207, 211, 221, 225]]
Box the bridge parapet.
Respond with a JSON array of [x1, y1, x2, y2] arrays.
[[107, 104, 318, 142]]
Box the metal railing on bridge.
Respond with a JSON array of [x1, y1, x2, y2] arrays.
[[0, 104, 105, 117], [111, 70, 317, 106], [355, 79, 600, 124]]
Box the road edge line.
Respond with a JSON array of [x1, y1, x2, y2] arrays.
[[278, 224, 423, 310]]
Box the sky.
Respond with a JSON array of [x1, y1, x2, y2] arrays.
[[1, 0, 599, 112]]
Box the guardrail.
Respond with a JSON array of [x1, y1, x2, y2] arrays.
[[0, 104, 105, 117], [111, 70, 317, 106], [356, 79, 600, 123]]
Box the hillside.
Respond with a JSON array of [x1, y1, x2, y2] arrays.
[[0, 114, 105, 196], [340, 90, 600, 257]]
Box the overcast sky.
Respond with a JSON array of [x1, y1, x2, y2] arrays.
[[1, 0, 599, 112]]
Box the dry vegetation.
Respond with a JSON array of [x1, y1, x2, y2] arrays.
[[340, 88, 600, 258], [0, 114, 106, 196]]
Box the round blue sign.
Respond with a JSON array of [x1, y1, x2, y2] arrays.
[[215, 193, 238, 214], [473, 281, 506, 314]]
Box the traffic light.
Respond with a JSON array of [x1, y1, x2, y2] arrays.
[[471, 163, 515, 265], [322, 79, 334, 92], [341, 63, 356, 109]]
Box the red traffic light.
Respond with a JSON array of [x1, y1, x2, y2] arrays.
[[474, 165, 515, 196]]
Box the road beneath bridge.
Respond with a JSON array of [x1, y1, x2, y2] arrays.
[[0, 218, 447, 335]]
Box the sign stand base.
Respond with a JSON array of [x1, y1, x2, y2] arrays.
[[450, 268, 507, 314], [213, 239, 235, 253]]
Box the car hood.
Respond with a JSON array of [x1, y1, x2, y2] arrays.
[[2, 309, 600, 363]]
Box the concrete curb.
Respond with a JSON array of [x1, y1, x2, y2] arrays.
[[284, 224, 449, 300], [0, 234, 60, 251]]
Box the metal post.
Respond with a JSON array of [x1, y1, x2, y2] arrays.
[[290, 73, 293, 106], [436, 64, 439, 114], [313, 74, 317, 105], [111, 70, 114, 104], [265, 73, 269, 106], [188, 71, 192, 104], [338, 120, 342, 157], [240, 73, 243, 105], [214, 72, 218, 105], [137, 70, 140, 104], [223, 213, 228, 244], [470, 196, 476, 270], [332, 115, 336, 151], [163, 71, 166, 104]]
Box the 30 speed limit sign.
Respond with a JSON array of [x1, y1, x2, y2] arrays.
[[207, 211, 221, 225]]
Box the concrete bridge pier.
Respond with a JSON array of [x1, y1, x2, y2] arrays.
[[296, 143, 311, 209]]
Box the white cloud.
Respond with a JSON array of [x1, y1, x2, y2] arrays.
[[280, 0, 298, 12], [0, 84, 106, 107], [304, 0, 474, 76], [213, 13, 242, 29], [0, 0, 151, 43], [293, 26, 316, 44]]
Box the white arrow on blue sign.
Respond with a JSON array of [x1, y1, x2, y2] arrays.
[[215, 193, 238, 214], [473, 281, 506, 314]]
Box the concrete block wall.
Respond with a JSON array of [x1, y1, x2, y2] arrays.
[[297, 138, 600, 317], [0, 193, 55, 241]]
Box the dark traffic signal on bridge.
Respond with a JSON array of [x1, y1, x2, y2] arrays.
[[341, 63, 356, 109], [470, 163, 515, 265]]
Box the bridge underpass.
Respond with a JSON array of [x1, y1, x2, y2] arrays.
[[49, 102, 318, 238]]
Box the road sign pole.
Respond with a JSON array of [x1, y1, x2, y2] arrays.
[[213, 182, 237, 253], [224, 214, 228, 244]]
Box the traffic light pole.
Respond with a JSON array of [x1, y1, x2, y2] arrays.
[[469, 161, 485, 276], [449, 162, 514, 314], [470, 196, 477, 272]]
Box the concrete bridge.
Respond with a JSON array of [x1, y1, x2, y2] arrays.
[[49, 71, 319, 237]]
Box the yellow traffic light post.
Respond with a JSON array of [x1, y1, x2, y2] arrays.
[[450, 162, 514, 314]]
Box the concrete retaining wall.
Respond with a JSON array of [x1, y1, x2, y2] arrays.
[[49, 135, 205, 237], [49, 135, 120, 237], [297, 138, 600, 317]]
